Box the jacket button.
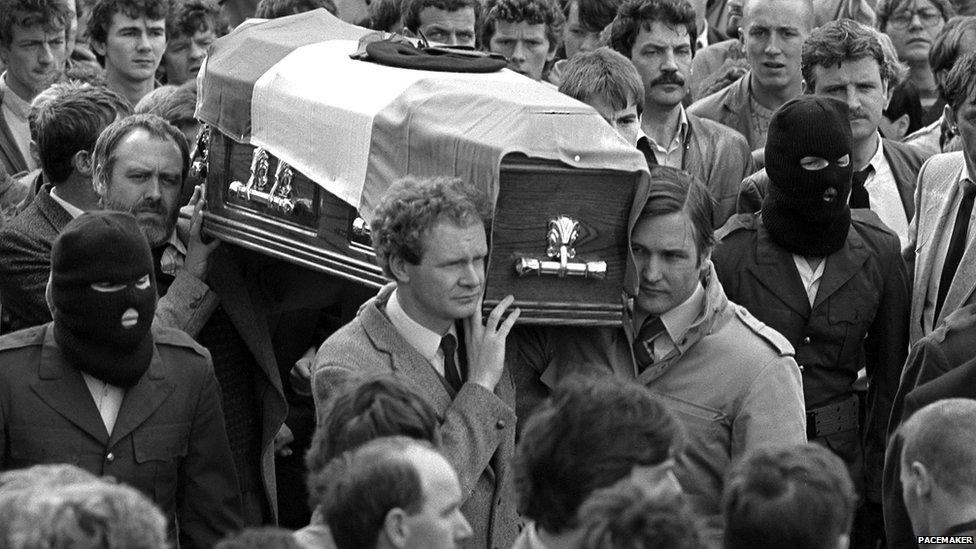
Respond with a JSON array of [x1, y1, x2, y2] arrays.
[[802, 336, 811, 344], [495, 419, 506, 429], [105, 452, 115, 462]]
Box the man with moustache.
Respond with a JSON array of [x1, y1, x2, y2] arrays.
[[738, 19, 926, 248], [0, 211, 243, 547], [93, 114, 322, 528], [690, 0, 815, 164], [608, 0, 754, 227]]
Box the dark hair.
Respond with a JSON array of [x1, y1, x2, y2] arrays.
[[883, 79, 924, 135], [0, 0, 71, 47], [321, 437, 431, 549], [92, 113, 190, 196], [86, 0, 170, 46], [514, 375, 681, 534], [900, 399, 976, 498], [566, 0, 623, 33], [215, 527, 303, 549], [636, 166, 716, 260], [167, 0, 224, 38], [481, 0, 564, 49], [306, 377, 440, 509], [33, 83, 131, 185], [367, 0, 402, 31], [254, 0, 337, 18], [559, 47, 645, 115], [929, 15, 976, 97], [579, 482, 704, 549], [876, 0, 955, 32], [801, 19, 898, 91], [401, 0, 482, 36], [134, 82, 197, 130], [370, 176, 487, 280], [944, 50, 976, 110], [608, 0, 697, 58], [723, 443, 857, 549]]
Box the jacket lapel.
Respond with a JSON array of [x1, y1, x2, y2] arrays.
[[914, 164, 965, 326], [30, 325, 109, 444], [813, 227, 870, 309], [36, 186, 74, 232], [108, 347, 174, 447], [881, 140, 916, 220], [747, 223, 811, 316]]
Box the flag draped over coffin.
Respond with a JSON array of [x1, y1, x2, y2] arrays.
[[196, 8, 649, 220]]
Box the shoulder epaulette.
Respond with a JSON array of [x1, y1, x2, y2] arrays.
[[733, 305, 794, 357], [715, 213, 758, 241], [0, 324, 47, 352]]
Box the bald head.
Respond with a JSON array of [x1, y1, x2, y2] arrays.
[[901, 398, 976, 497]]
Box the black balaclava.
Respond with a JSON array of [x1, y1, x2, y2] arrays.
[[762, 96, 854, 257], [51, 212, 157, 388]]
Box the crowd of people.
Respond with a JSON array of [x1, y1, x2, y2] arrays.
[[1, 0, 976, 547]]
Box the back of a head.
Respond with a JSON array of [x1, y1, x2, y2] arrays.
[[1, 480, 168, 549], [900, 399, 976, 501], [134, 83, 197, 128], [0, 463, 98, 493], [514, 375, 681, 534], [884, 79, 924, 136], [942, 47, 976, 114], [723, 443, 857, 549], [33, 83, 132, 185], [215, 527, 303, 549], [558, 47, 645, 115], [306, 377, 440, 510], [579, 480, 703, 549], [930, 16, 976, 82], [254, 0, 337, 18], [321, 436, 434, 549]]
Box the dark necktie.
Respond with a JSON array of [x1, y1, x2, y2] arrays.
[[637, 136, 658, 167], [440, 334, 464, 393], [632, 316, 666, 373], [935, 179, 976, 321], [849, 166, 873, 209]]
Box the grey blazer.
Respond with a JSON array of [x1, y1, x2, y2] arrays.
[[311, 286, 518, 549]]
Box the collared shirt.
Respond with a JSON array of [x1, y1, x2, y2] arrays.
[[792, 255, 826, 306], [48, 187, 85, 219], [0, 72, 34, 171], [746, 84, 774, 150], [81, 372, 124, 435], [637, 106, 689, 168], [509, 522, 551, 549], [862, 136, 909, 248], [642, 281, 706, 363], [159, 229, 187, 277], [923, 166, 976, 333], [385, 288, 457, 378]]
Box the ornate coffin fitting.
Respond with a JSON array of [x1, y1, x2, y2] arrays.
[[514, 216, 607, 279]]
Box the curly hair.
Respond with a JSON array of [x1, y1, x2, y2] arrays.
[[86, 0, 171, 45], [801, 19, 899, 91], [0, 0, 72, 47], [370, 176, 487, 280], [254, 0, 337, 18], [876, 0, 955, 32], [559, 47, 645, 114], [723, 443, 857, 549], [514, 375, 682, 534], [579, 482, 704, 549], [400, 0, 482, 36], [944, 50, 976, 110], [167, 0, 224, 38], [608, 0, 697, 58], [305, 377, 440, 509], [481, 0, 564, 50]]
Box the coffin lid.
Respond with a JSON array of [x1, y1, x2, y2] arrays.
[[196, 9, 649, 220]]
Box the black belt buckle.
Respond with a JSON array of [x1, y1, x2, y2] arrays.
[[806, 396, 859, 440]]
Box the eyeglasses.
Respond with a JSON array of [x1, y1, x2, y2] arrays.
[[888, 8, 943, 29]]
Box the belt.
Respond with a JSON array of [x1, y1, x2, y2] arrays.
[[806, 395, 859, 440]]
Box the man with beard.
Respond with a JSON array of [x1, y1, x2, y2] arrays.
[[0, 211, 242, 547], [0, 0, 71, 175], [608, 0, 754, 228], [93, 114, 326, 529]]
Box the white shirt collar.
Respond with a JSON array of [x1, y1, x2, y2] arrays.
[[385, 288, 449, 364], [864, 133, 884, 172], [48, 187, 86, 219], [659, 281, 705, 344]]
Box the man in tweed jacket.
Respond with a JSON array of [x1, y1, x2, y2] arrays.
[[312, 176, 521, 549]]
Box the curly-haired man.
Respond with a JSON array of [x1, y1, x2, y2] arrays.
[[481, 0, 563, 80]]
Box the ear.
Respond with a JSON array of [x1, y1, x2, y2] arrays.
[[892, 113, 911, 139], [835, 533, 851, 549], [45, 274, 55, 315], [911, 461, 934, 499], [882, 80, 891, 108], [388, 254, 411, 285], [944, 103, 957, 132], [90, 39, 106, 57], [72, 149, 94, 177], [383, 508, 410, 548], [698, 246, 712, 271], [801, 79, 809, 94], [29, 140, 39, 166]]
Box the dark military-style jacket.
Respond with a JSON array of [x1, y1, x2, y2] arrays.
[[712, 210, 910, 502]]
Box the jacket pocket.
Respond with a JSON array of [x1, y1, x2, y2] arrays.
[[131, 423, 190, 504], [7, 426, 99, 466]]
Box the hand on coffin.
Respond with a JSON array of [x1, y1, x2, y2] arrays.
[[274, 424, 295, 457], [464, 295, 520, 392], [184, 184, 221, 281], [289, 346, 316, 398]]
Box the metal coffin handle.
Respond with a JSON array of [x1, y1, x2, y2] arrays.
[[514, 216, 606, 279], [228, 148, 312, 215]]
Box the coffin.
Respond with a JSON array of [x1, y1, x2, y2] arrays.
[[196, 9, 649, 325]]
